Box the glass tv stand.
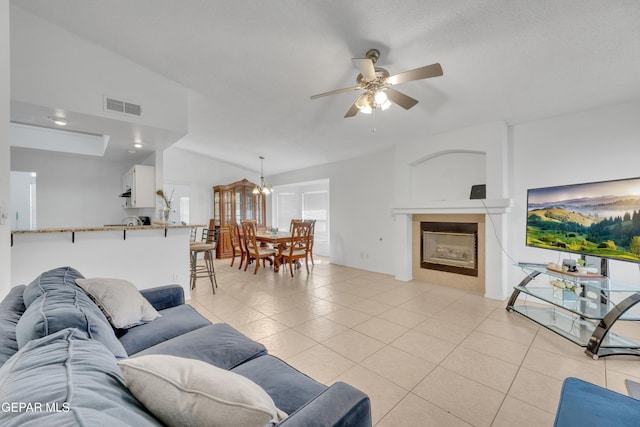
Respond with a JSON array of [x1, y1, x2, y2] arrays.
[[506, 263, 640, 359]]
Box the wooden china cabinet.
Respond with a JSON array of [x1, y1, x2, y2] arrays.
[[211, 179, 266, 258]]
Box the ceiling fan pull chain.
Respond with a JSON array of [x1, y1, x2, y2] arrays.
[[372, 108, 377, 133]]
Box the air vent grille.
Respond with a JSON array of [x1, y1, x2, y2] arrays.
[[104, 96, 142, 117], [124, 102, 142, 116]]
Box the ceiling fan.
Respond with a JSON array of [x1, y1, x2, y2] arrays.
[[310, 48, 443, 118]]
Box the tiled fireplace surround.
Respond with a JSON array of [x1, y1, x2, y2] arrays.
[[392, 122, 513, 300]]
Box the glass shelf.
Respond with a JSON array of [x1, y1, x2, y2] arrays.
[[515, 264, 640, 292], [510, 306, 640, 348], [515, 286, 640, 321]]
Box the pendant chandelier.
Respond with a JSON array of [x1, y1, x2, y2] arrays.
[[253, 156, 272, 195]]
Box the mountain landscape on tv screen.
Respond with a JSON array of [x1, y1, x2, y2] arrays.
[[527, 194, 640, 262]]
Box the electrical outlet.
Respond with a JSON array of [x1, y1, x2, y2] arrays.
[[0, 206, 8, 225], [172, 274, 179, 282]]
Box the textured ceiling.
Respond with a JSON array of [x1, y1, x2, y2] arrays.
[[10, 0, 640, 174]]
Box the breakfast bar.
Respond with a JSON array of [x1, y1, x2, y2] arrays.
[[11, 225, 194, 298]]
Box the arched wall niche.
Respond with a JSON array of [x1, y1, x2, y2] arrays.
[[409, 150, 486, 202]]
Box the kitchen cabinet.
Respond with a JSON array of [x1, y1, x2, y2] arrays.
[[212, 179, 266, 258], [122, 165, 155, 208]]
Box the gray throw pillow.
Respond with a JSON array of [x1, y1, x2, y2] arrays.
[[118, 354, 287, 427], [76, 278, 160, 329]]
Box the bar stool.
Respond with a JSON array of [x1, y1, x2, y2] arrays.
[[189, 228, 218, 293]]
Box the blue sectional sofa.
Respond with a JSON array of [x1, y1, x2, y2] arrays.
[[554, 377, 640, 427], [0, 267, 371, 426]]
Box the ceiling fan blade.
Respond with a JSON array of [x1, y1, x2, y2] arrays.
[[344, 93, 367, 118], [352, 58, 377, 81], [386, 63, 443, 85], [344, 103, 359, 118], [385, 88, 419, 110], [310, 85, 362, 100]]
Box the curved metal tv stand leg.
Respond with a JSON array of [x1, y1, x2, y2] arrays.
[[586, 292, 640, 359], [506, 270, 541, 309]]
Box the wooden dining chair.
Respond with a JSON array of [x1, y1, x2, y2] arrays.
[[306, 219, 316, 265], [287, 219, 316, 265], [281, 221, 312, 277], [228, 222, 246, 269], [289, 219, 302, 233], [241, 220, 276, 274]]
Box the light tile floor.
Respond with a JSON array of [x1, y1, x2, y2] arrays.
[[188, 257, 640, 426]]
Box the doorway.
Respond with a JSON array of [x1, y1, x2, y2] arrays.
[[10, 171, 37, 230]]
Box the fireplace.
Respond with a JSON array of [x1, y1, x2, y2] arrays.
[[420, 222, 478, 277], [408, 214, 487, 294]]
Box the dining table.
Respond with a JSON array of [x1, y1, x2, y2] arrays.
[[255, 231, 292, 272]]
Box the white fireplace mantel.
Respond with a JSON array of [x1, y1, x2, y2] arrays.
[[392, 198, 513, 300], [391, 198, 513, 215]]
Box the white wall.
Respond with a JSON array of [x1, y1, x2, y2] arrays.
[[410, 152, 486, 202], [508, 99, 640, 286], [163, 146, 258, 226], [395, 122, 509, 202], [269, 149, 396, 273], [0, 0, 10, 296], [10, 147, 141, 228]]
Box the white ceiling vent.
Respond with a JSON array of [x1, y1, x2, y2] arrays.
[[103, 96, 142, 117]]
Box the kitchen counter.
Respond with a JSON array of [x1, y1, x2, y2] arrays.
[[11, 224, 202, 234], [10, 224, 204, 298]]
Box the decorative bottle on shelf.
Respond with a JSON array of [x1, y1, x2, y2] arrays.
[[162, 208, 171, 224], [156, 189, 173, 225]]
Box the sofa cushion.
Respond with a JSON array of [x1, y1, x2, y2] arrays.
[[132, 323, 267, 369], [0, 328, 162, 427], [118, 304, 210, 355], [15, 288, 128, 359], [232, 354, 327, 415], [76, 278, 160, 329], [554, 377, 640, 427], [118, 354, 287, 427], [139, 284, 185, 311], [22, 266, 85, 307], [0, 285, 26, 367]]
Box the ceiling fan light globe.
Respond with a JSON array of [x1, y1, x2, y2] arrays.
[[355, 96, 368, 110], [380, 99, 392, 110], [361, 105, 373, 114], [374, 90, 388, 105]]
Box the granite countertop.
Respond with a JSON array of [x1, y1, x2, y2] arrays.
[[11, 224, 205, 234]]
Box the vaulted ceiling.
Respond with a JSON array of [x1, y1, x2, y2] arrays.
[[10, 0, 640, 174]]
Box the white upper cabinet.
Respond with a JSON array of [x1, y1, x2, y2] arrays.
[[122, 165, 155, 208]]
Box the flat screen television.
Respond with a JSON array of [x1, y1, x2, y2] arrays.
[[526, 176, 640, 264]]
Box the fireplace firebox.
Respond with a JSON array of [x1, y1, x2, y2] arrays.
[[420, 222, 478, 277]]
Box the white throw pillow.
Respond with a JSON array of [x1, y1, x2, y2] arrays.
[[118, 354, 287, 427], [76, 278, 160, 329]]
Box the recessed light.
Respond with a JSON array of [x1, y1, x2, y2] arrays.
[[50, 117, 68, 126], [133, 142, 143, 149], [128, 149, 137, 154]]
